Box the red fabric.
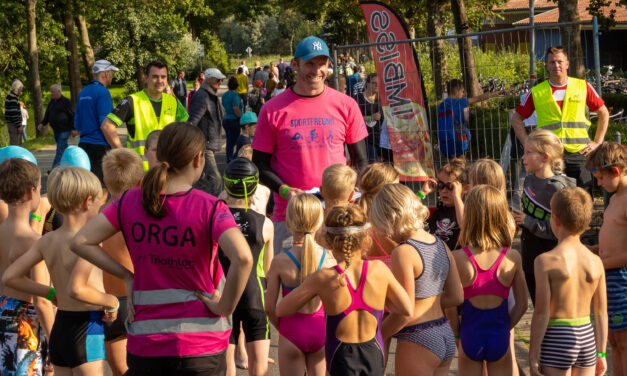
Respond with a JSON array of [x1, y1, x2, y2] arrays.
[[515, 80, 604, 119]]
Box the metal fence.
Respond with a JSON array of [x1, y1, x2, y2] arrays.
[[331, 19, 611, 206]]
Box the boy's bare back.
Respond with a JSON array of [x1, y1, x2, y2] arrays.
[[0, 220, 41, 303], [599, 188, 627, 268], [536, 239, 604, 318], [37, 228, 105, 311]]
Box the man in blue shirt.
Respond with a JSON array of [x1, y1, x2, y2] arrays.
[[74, 59, 118, 182]]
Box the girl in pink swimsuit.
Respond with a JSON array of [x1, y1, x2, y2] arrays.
[[276, 205, 412, 376], [265, 194, 333, 376]]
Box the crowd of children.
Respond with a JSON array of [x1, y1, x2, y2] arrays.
[[0, 123, 624, 376]]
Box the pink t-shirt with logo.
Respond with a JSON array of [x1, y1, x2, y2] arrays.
[[102, 187, 238, 357], [252, 87, 367, 221]]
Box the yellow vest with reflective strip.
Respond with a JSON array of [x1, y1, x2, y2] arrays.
[[128, 90, 178, 170], [531, 78, 591, 153]]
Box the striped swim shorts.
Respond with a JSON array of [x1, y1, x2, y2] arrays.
[[540, 317, 596, 370]]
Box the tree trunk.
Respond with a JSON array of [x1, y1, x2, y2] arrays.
[[427, 0, 448, 100], [451, 0, 483, 97], [136, 62, 146, 92], [76, 1, 95, 80], [63, 0, 82, 106], [27, 0, 45, 137], [558, 0, 585, 78]]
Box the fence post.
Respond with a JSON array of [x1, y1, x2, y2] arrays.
[[333, 45, 339, 91], [593, 16, 602, 95], [615, 131, 622, 144], [529, 0, 536, 84]]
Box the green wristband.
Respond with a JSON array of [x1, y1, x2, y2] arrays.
[[30, 213, 42, 222], [454, 334, 459, 339], [46, 287, 55, 301], [416, 191, 425, 200], [281, 186, 290, 199], [596, 351, 606, 358], [106, 298, 120, 313]]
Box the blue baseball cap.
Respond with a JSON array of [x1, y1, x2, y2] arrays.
[[294, 36, 330, 62], [240, 112, 258, 126], [0, 146, 37, 166]]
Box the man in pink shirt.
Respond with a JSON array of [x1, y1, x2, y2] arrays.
[[252, 36, 369, 254]]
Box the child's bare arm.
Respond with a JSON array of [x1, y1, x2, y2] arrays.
[[440, 245, 464, 309], [264, 259, 282, 329], [592, 259, 608, 376], [529, 256, 551, 376], [275, 271, 321, 317], [2, 241, 50, 298], [69, 258, 119, 313], [509, 252, 529, 328], [382, 245, 416, 338], [381, 264, 413, 339], [262, 217, 274, 274], [451, 181, 465, 227]]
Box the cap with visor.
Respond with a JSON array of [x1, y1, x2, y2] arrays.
[[294, 36, 330, 61]]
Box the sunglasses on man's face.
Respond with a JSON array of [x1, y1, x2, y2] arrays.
[[437, 181, 454, 191]]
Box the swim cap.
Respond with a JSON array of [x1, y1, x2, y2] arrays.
[[0, 146, 37, 166], [60, 146, 91, 171], [223, 158, 259, 200], [240, 112, 258, 126]]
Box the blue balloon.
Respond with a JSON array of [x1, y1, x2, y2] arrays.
[[0, 146, 37, 166], [60, 146, 91, 170]]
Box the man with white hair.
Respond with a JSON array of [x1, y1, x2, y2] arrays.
[[74, 59, 118, 182], [188, 67, 227, 195], [4, 79, 24, 145], [38, 84, 75, 169]]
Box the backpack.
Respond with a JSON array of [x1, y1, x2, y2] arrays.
[[437, 98, 470, 158]]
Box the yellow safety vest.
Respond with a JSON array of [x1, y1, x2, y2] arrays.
[[128, 90, 178, 170], [531, 79, 591, 153]]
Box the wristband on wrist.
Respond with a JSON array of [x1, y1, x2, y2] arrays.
[[454, 334, 459, 339], [281, 186, 290, 199], [596, 351, 606, 358], [46, 287, 55, 301], [106, 298, 120, 313], [416, 191, 425, 200], [30, 213, 42, 222]]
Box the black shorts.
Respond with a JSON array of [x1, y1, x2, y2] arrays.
[[329, 337, 385, 376], [104, 296, 128, 341], [230, 309, 270, 344], [78, 142, 111, 184], [49, 310, 105, 368], [127, 351, 226, 376]]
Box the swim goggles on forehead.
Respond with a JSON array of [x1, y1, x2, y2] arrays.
[[588, 162, 618, 173], [322, 223, 371, 235], [223, 174, 259, 211]]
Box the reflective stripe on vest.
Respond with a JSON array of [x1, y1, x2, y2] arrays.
[[128, 285, 231, 337], [127, 90, 178, 170], [531, 79, 591, 153]]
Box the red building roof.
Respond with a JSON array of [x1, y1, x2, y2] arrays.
[[513, 1, 627, 24]]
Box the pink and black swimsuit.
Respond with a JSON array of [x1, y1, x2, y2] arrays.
[[325, 260, 385, 376]]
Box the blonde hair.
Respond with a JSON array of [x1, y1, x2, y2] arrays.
[[370, 183, 429, 241], [237, 144, 253, 160], [286, 194, 324, 309], [469, 158, 506, 191], [459, 185, 512, 250], [145, 130, 162, 152], [321, 164, 357, 202], [551, 187, 592, 234], [525, 129, 564, 173], [585, 141, 626, 174], [358, 163, 399, 215], [102, 149, 144, 197], [324, 206, 370, 286], [439, 158, 468, 184], [47, 167, 102, 214]]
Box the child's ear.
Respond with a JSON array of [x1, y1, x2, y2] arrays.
[[611, 166, 621, 177], [193, 151, 203, 168]]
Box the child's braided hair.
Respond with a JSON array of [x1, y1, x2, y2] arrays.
[[324, 205, 369, 286]]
